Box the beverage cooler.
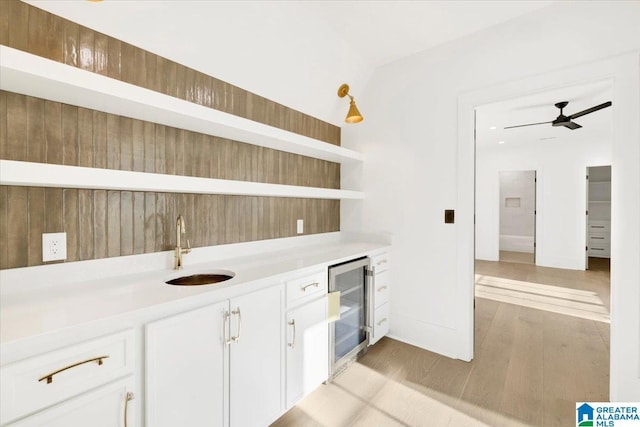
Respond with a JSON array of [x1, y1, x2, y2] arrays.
[[328, 257, 371, 377]]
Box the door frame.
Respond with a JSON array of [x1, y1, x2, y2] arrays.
[[457, 52, 640, 399], [586, 168, 590, 270], [586, 165, 613, 269]]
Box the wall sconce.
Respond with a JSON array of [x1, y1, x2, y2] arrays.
[[337, 83, 363, 123]]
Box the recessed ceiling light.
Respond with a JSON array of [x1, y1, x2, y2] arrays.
[[498, 141, 505, 144], [489, 126, 497, 130]]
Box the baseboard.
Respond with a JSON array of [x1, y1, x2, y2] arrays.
[[388, 313, 470, 361]]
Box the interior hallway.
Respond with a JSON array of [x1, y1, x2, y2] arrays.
[[272, 259, 610, 427]]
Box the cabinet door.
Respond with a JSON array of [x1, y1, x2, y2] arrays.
[[229, 285, 283, 427], [11, 376, 135, 427], [286, 297, 329, 409], [146, 302, 228, 427]]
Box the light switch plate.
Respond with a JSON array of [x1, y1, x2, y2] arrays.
[[444, 210, 455, 224], [42, 232, 67, 262], [296, 219, 304, 234]]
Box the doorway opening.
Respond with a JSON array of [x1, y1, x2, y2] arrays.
[[586, 165, 611, 270], [471, 80, 613, 420], [498, 170, 536, 265]]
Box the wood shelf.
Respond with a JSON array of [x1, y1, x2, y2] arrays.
[[0, 46, 363, 165], [0, 160, 365, 200]]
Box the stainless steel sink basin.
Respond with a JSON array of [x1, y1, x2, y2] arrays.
[[166, 272, 235, 286]]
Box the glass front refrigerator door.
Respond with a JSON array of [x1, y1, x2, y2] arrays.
[[329, 257, 370, 372]]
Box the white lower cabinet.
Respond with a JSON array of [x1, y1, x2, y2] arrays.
[[285, 297, 328, 409], [10, 376, 135, 427], [1, 247, 391, 427], [229, 286, 283, 427], [370, 252, 391, 346], [145, 285, 283, 427], [0, 330, 135, 427], [145, 301, 228, 427]]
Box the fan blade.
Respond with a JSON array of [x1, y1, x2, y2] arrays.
[[561, 121, 582, 130], [504, 121, 552, 129], [568, 101, 612, 120]]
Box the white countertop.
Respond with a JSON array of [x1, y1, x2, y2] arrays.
[[0, 236, 388, 346]]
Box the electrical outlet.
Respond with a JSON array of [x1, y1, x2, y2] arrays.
[[42, 232, 67, 262], [296, 219, 304, 234]]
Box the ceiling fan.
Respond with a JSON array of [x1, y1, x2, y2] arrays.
[[504, 100, 612, 130]]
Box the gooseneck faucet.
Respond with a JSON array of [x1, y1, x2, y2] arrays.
[[174, 215, 191, 270]]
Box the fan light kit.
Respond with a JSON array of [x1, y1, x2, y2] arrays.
[[505, 100, 612, 131]]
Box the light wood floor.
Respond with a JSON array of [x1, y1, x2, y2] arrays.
[[272, 259, 610, 427], [499, 250, 535, 265]]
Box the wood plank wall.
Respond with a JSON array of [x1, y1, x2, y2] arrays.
[[0, 187, 339, 269], [0, 1, 343, 270], [0, 92, 340, 188], [0, 0, 340, 145]]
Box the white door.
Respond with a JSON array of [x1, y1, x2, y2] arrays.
[[12, 377, 135, 427], [286, 297, 328, 409], [146, 302, 228, 427], [229, 285, 283, 427]]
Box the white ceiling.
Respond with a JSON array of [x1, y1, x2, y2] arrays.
[[26, 0, 555, 124], [287, 1, 555, 68], [476, 80, 613, 152]]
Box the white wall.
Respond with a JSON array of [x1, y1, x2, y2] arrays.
[[342, 2, 640, 400], [476, 138, 611, 268]]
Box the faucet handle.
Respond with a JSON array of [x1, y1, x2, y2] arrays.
[[185, 239, 191, 253]]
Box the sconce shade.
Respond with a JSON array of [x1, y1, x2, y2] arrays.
[[346, 100, 363, 123], [338, 83, 363, 124]]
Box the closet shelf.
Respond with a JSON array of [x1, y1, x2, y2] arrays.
[[0, 160, 365, 200], [0, 45, 363, 165]]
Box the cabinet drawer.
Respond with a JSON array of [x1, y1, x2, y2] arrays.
[[373, 270, 390, 308], [286, 271, 327, 308], [589, 234, 610, 245], [1, 330, 135, 425], [370, 303, 390, 346], [370, 252, 390, 273], [588, 222, 610, 232], [588, 245, 610, 257]]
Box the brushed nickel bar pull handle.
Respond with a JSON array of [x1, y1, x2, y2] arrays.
[[591, 248, 605, 250], [591, 225, 605, 228], [592, 236, 605, 239], [124, 391, 134, 427], [376, 259, 388, 266], [288, 319, 296, 348], [231, 308, 242, 343], [301, 282, 319, 292], [377, 285, 388, 292], [224, 311, 231, 346], [38, 355, 110, 384], [377, 318, 388, 326]]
